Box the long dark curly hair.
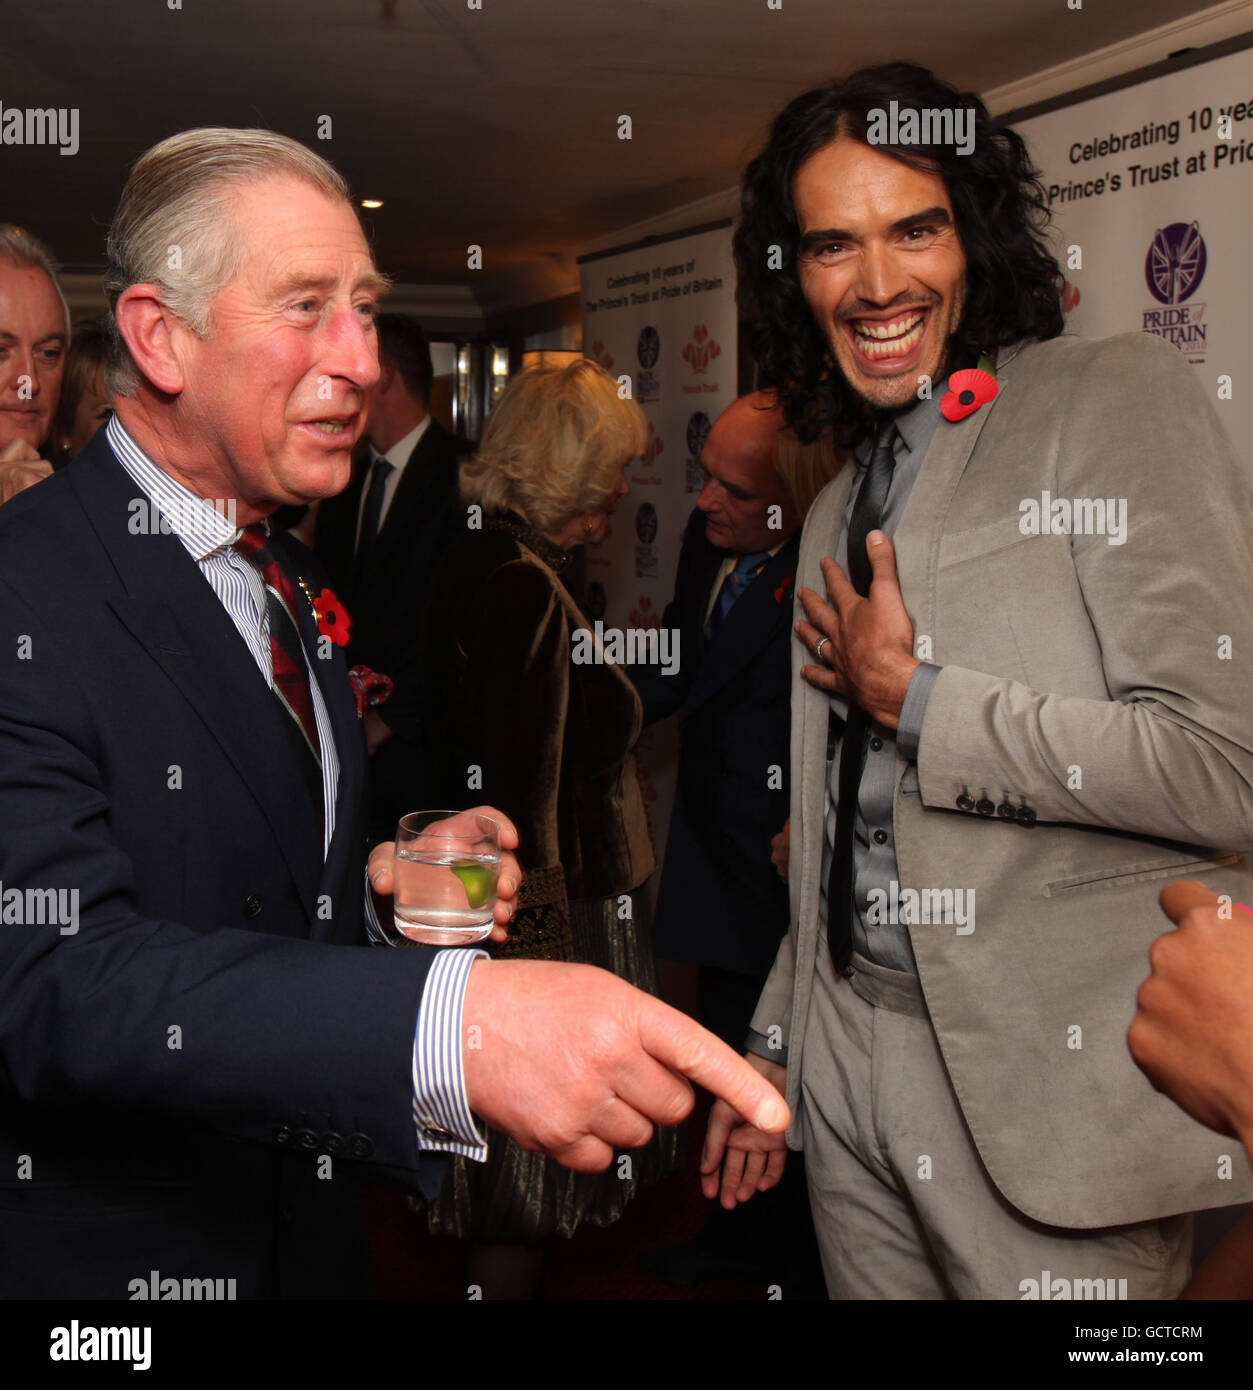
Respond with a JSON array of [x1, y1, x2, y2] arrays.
[[735, 62, 1064, 447]]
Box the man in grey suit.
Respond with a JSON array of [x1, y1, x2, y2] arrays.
[[702, 61, 1253, 1298]]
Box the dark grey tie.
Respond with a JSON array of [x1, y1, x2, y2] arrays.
[[827, 423, 898, 971], [355, 454, 393, 570]]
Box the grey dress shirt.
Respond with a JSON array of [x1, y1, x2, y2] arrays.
[[817, 387, 946, 975]]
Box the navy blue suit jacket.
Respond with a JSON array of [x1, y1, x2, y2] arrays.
[[637, 510, 799, 978], [0, 430, 446, 1298]]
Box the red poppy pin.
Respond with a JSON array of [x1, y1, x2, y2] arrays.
[[774, 574, 795, 604], [312, 587, 351, 646], [941, 360, 998, 422]]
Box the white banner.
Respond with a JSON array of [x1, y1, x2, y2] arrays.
[[1014, 45, 1252, 466], [578, 224, 738, 893]]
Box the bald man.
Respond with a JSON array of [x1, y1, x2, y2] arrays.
[[636, 392, 821, 1288], [641, 393, 799, 1002], [0, 225, 66, 502]]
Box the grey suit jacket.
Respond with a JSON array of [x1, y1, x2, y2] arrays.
[[752, 331, 1253, 1228]]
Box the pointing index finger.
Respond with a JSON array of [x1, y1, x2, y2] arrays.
[[638, 999, 789, 1133]]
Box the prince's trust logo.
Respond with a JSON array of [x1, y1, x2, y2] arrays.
[[682, 324, 721, 374]]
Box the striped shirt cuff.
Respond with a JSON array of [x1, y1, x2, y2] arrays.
[[363, 868, 388, 944], [412, 948, 489, 1161]]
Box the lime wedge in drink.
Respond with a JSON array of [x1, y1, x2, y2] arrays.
[[450, 859, 496, 909]]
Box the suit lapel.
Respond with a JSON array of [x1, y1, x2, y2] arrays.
[[893, 346, 1026, 646], [276, 541, 366, 940], [679, 521, 725, 684], [72, 448, 324, 924], [794, 472, 854, 979]]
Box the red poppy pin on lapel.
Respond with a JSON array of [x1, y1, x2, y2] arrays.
[[309, 586, 351, 646], [774, 574, 795, 604], [941, 367, 998, 422]]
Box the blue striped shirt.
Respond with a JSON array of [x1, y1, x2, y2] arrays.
[[108, 416, 486, 1162]]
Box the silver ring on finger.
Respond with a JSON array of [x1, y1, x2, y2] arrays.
[[813, 635, 830, 661]]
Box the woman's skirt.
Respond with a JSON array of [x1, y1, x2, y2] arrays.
[[412, 888, 685, 1243]]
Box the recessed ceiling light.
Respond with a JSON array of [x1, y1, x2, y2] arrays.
[[360, 199, 383, 209]]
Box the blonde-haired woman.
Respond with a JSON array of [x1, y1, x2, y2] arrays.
[[414, 359, 681, 1297]]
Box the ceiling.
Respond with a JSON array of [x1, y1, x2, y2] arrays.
[[0, 0, 1230, 311]]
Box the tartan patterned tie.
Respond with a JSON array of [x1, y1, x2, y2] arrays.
[[234, 524, 323, 771]]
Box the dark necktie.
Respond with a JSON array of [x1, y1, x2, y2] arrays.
[[706, 550, 770, 640], [233, 525, 324, 777], [827, 424, 898, 971], [355, 454, 393, 570]]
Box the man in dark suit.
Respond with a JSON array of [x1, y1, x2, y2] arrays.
[[640, 393, 799, 1032], [637, 392, 820, 1287], [0, 127, 788, 1299], [316, 313, 471, 837]]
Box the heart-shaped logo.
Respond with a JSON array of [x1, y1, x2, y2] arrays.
[[941, 367, 998, 422]]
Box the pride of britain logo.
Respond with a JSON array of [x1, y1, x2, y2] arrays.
[[635, 502, 658, 545], [636, 325, 660, 403], [1145, 221, 1206, 304], [685, 411, 711, 492], [1142, 221, 1207, 360], [634, 501, 659, 579]]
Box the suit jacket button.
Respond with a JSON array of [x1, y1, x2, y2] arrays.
[[274, 1125, 293, 1146], [322, 1131, 345, 1155], [996, 801, 1014, 818], [348, 1132, 374, 1159], [956, 794, 975, 812], [244, 893, 264, 919], [975, 798, 995, 817], [872, 829, 888, 845], [1016, 806, 1037, 825], [869, 736, 883, 752], [296, 1127, 319, 1150]]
